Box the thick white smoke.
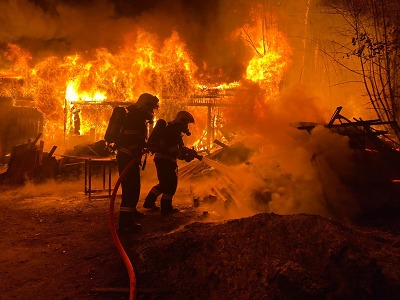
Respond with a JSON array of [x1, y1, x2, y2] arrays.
[[184, 84, 365, 221]]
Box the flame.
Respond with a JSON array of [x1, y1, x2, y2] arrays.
[[0, 22, 291, 149], [246, 51, 286, 83], [66, 80, 79, 102], [196, 81, 241, 92], [192, 128, 209, 151], [0, 30, 199, 140], [244, 27, 291, 102], [65, 80, 107, 102]]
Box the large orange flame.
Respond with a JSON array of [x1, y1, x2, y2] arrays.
[[245, 28, 291, 102], [0, 23, 291, 149]]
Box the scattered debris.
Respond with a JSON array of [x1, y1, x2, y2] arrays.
[[0, 133, 58, 185], [292, 106, 400, 220], [180, 140, 271, 213]]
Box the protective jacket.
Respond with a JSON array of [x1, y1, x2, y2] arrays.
[[116, 104, 148, 157], [154, 122, 184, 162], [143, 121, 186, 213]]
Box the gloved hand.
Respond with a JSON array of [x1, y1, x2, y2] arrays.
[[184, 153, 195, 162], [106, 142, 117, 153], [179, 146, 202, 162]]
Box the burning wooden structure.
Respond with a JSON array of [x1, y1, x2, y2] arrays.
[[186, 85, 242, 152]]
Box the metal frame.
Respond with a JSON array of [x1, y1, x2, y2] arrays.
[[84, 157, 117, 200]]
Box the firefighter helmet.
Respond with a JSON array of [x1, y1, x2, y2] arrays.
[[174, 111, 195, 136], [136, 93, 159, 121], [174, 111, 195, 124], [136, 93, 159, 110]]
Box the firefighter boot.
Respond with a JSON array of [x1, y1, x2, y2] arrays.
[[160, 198, 179, 215], [118, 211, 141, 234], [143, 191, 159, 210]]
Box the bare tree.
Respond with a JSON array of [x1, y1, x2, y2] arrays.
[[324, 0, 400, 141]]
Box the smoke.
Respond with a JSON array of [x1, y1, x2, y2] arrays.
[[188, 84, 363, 221], [0, 0, 59, 42], [0, 0, 136, 56], [0, 179, 83, 204]]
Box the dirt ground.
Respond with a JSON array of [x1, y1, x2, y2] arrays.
[[1, 162, 400, 300]]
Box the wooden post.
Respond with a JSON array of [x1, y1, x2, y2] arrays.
[[207, 105, 212, 152]]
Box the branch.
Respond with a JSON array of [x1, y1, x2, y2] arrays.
[[318, 47, 364, 76], [242, 28, 263, 57]]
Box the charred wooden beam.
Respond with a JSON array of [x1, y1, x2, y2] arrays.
[[292, 106, 400, 150], [48, 146, 57, 157], [214, 139, 230, 148], [30, 132, 42, 148]]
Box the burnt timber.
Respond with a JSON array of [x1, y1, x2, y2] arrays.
[[292, 106, 400, 150], [293, 106, 400, 219]]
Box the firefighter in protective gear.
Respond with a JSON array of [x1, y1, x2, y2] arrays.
[[143, 110, 200, 214], [116, 93, 159, 232]]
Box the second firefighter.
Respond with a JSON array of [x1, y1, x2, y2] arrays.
[[143, 110, 201, 214]]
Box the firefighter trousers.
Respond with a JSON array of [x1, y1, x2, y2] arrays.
[[116, 151, 141, 210], [153, 157, 178, 198]]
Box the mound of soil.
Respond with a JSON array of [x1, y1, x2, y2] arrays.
[[1, 180, 400, 300]]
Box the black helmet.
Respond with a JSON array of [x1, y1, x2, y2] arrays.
[[136, 93, 159, 121], [136, 93, 159, 110], [174, 111, 195, 124], [173, 111, 195, 136]]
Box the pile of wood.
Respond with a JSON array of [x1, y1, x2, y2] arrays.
[[180, 141, 271, 212], [183, 106, 400, 219], [0, 133, 58, 185], [179, 140, 253, 181], [292, 106, 400, 151]]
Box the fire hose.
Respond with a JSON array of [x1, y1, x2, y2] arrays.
[[107, 148, 202, 300], [108, 156, 139, 300]]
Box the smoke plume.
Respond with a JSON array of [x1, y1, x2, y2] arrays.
[[187, 84, 363, 220]]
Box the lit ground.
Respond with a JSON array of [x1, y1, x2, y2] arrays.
[[1, 161, 400, 299]]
